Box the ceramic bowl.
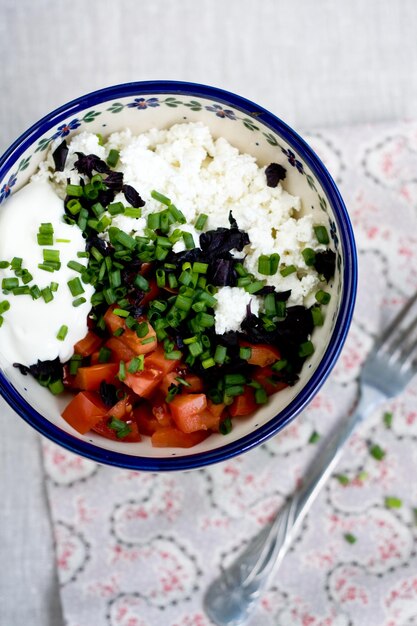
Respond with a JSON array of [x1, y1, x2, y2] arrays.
[[0, 81, 357, 471]]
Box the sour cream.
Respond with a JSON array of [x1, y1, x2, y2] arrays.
[[0, 180, 94, 366]]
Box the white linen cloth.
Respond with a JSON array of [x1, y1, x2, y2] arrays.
[[41, 120, 417, 626]]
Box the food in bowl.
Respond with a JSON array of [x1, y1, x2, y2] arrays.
[[0, 121, 335, 448]]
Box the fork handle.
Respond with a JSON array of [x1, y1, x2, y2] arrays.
[[204, 384, 386, 626]]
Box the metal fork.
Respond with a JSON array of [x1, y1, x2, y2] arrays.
[[204, 292, 417, 626]]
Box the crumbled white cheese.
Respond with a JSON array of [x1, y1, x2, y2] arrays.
[[49, 122, 329, 330], [215, 287, 261, 335]]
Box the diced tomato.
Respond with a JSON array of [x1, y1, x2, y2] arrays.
[[252, 366, 288, 396], [241, 341, 281, 367], [74, 363, 119, 391], [146, 344, 181, 375], [134, 403, 164, 436], [62, 391, 107, 434], [151, 427, 209, 448], [104, 305, 125, 334], [120, 320, 157, 356], [169, 393, 207, 433], [124, 367, 163, 398], [92, 416, 141, 442], [105, 337, 136, 363], [151, 400, 173, 427], [184, 374, 203, 393], [140, 262, 152, 276], [106, 395, 134, 420], [90, 351, 101, 365], [160, 371, 181, 396], [229, 387, 257, 417], [74, 331, 103, 357], [62, 364, 77, 389], [140, 279, 160, 307], [207, 400, 226, 418]]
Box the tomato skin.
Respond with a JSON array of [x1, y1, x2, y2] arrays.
[[105, 337, 136, 363], [252, 366, 288, 396], [74, 363, 119, 391], [151, 427, 209, 448], [134, 403, 164, 436], [62, 391, 107, 434], [169, 393, 208, 433], [120, 321, 157, 356], [124, 367, 163, 398], [146, 345, 181, 375], [104, 305, 125, 334], [229, 387, 257, 417], [241, 341, 281, 367], [207, 400, 226, 419], [74, 331, 103, 357], [92, 417, 141, 442]]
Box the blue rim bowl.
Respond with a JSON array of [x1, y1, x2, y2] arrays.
[[0, 81, 357, 471]]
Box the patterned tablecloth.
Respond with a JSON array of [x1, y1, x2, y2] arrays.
[[42, 121, 417, 626]]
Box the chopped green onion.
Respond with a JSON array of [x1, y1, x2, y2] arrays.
[[272, 359, 288, 372], [11, 257, 22, 270], [106, 149, 120, 167], [67, 260, 85, 273], [316, 290, 331, 305], [214, 345, 227, 364], [189, 341, 203, 356], [270, 253, 280, 275], [98, 347, 112, 363], [385, 496, 402, 509], [117, 360, 126, 381], [336, 474, 350, 486], [56, 238, 71, 243], [280, 265, 297, 277], [202, 357, 216, 369], [2, 277, 19, 290], [258, 255, 271, 275], [134, 274, 150, 292], [41, 287, 53, 303], [255, 388, 268, 404], [141, 336, 156, 345], [0, 261, 10, 269], [219, 417, 232, 435], [383, 411, 393, 428], [147, 212, 161, 230], [48, 379, 65, 395], [56, 325, 68, 341], [264, 293, 276, 316], [128, 355, 145, 373], [314, 225, 330, 244], [245, 280, 266, 294], [136, 322, 149, 338], [113, 327, 125, 337], [37, 263, 55, 273], [151, 189, 171, 206], [165, 383, 180, 403], [124, 207, 141, 218], [183, 232, 195, 249], [344, 533, 357, 544], [183, 336, 198, 345], [193, 262, 208, 274], [169, 204, 186, 224], [225, 373, 246, 386], [66, 198, 82, 215], [302, 248, 316, 266], [72, 297, 86, 307], [69, 354, 82, 375], [165, 350, 182, 360], [66, 183, 83, 197], [299, 341, 314, 357], [114, 229, 136, 250], [239, 346, 252, 361], [108, 416, 131, 439], [30, 285, 41, 299], [195, 214, 208, 231], [108, 202, 125, 216], [156, 269, 166, 288], [91, 202, 105, 217], [67, 277, 84, 297], [237, 276, 251, 287], [113, 308, 130, 318], [311, 306, 324, 326], [309, 431, 320, 444], [21, 270, 33, 285], [12, 286, 30, 295], [225, 385, 244, 397], [0, 300, 10, 314], [369, 443, 385, 461]]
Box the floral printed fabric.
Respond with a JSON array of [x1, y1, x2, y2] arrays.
[[43, 121, 417, 626]]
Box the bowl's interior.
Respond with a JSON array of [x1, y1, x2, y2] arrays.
[[0, 85, 346, 464]]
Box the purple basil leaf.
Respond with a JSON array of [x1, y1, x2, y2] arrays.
[[52, 140, 69, 172], [74, 153, 110, 177], [99, 381, 118, 407], [123, 184, 145, 208], [314, 250, 336, 281], [104, 170, 124, 191], [265, 162, 287, 187], [209, 258, 237, 286]]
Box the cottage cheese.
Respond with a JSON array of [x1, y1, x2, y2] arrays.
[[30, 122, 327, 339]]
